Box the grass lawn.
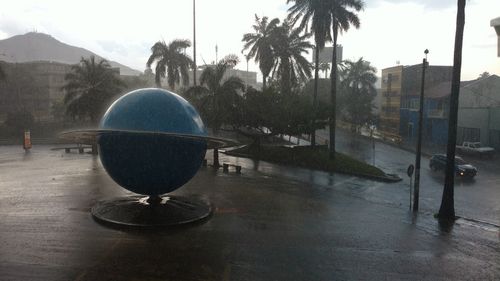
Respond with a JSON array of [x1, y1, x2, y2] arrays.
[[226, 144, 386, 178]]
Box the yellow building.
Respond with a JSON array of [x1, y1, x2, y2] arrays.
[[379, 66, 403, 136]]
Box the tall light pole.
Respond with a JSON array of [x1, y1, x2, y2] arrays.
[[413, 49, 429, 212], [193, 0, 197, 86]]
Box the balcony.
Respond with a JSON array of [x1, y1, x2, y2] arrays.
[[427, 109, 447, 119]]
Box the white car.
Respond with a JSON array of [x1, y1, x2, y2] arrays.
[[456, 142, 495, 158]]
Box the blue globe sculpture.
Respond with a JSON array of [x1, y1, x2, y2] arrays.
[[97, 88, 208, 196]]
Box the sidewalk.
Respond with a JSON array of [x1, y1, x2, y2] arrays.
[[0, 146, 498, 280]]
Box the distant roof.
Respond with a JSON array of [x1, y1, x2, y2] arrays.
[[406, 76, 500, 99], [382, 64, 452, 72], [461, 74, 500, 89]]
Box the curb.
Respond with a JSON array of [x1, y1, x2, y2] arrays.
[[223, 151, 403, 183]]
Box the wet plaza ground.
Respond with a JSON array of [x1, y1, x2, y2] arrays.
[[0, 145, 499, 280]]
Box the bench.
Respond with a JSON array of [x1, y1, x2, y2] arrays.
[[52, 145, 96, 154], [222, 163, 242, 174]]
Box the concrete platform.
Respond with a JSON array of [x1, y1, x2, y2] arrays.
[[0, 146, 498, 280]]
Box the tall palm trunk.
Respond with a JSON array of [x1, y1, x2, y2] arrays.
[[262, 72, 267, 90], [311, 45, 320, 148], [329, 27, 339, 160], [281, 57, 292, 96], [439, 0, 466, 221]]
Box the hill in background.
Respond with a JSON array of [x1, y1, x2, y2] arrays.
[[0, 32, 141, 76]]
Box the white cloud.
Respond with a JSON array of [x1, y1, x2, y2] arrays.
[[0, 0, 498, 80], [340, 0, 500, 80]]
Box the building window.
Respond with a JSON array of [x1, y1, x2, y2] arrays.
[[409, 99, 420, 110]]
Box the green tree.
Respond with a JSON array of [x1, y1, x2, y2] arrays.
[[236, 86, 327, 148], [185, 55, 245, 167], [122, 73, 155, 92], [63, 56, 125, 122], [339, 58, 377, 131], [146, 39, 193, 89], [439, 0, 466, 222], [288, 0, 363, 155], [242, 15, 280, 90], [236, 87, 286, 146], [287, 0, 333, 147], [270, 21, 313, 96], [478, 71, 490, 79]]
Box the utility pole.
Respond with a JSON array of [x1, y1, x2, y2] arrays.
[[193, 0, 197, 86], [439, 0, 466, 221], [413, 49, 429, 212]]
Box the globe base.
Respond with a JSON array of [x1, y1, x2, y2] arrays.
[[91, 195, 212, 228]]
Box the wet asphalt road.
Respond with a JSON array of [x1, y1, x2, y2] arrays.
[[314, 129, 500, 226], [0, 145, 498, 280]]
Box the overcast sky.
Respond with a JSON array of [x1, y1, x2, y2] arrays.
[[0, 0, 499, 81]]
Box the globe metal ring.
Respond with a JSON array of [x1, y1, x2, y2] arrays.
[[59, 129, 239, 150]]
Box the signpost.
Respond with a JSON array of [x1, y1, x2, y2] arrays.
[[370, 125, 376, 166], [407, 164, 414, 210]]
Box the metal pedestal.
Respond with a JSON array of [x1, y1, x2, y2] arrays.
[[91, 195, 212, 228]]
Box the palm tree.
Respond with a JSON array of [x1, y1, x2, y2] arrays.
[[270, 21, 313, 95], [328, 0, 363, 159], [439, 0, 466, 222], [146, 39, 193, 90], [185, 55, 245, 167], [63, 56, 124, 122], [287, 0, 333, 146], [339, 58, 377, 130], [242, 15, 280, 90], [319, 62, 330, 78], [340, 58, 376, 94]]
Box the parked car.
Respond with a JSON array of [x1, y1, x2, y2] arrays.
[[456, 142, 495, 158], [429, 154, 477, 178]]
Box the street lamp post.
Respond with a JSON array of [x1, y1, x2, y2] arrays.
[[370, 123, 376, 166], [413, 49, 429, 212], [193, 0, 197, 86]]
